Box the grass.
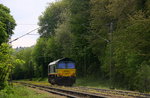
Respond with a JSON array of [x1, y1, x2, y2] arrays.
[[17, 77, 48, 82], [75, 77, 132, 91], [16, 77, 110, 89], [0, 83, 52, 98], [17, 78, 50, 86], [75, 76, 110, 89], [11, 77, 150, 95], [32, 78, 48, 82]]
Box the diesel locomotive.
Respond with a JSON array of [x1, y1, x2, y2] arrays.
[[48, 58, 76, 86]]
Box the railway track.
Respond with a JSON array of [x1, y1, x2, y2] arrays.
[[15, 82, 107, 98], [72, 86, 150, 98], [15, 81, 150, 98]]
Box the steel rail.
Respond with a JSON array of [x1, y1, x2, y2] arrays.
[[25, 84, 77, 98], [16, 82, 107, 98], [75, 86, 150, 98], [15, 81, 150, 98]]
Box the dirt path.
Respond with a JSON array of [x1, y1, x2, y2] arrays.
[[27, 86, 67, 98]]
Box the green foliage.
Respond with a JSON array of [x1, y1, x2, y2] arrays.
[[13, 0, 150, 92], [0, 85, 14, 96], [38, 1, 67, 37], [0, 43, 16, 89], [0, 84, 51, 98], [135, 61, 150, 92], [54, 9, 74, 57], [32, 38, 48, 77], [13, 47, 34, 80], [105, 10, 150, 91], [0, 4, 16, 44], [0, 4, 16, 91], [75, 76, 109, 89]]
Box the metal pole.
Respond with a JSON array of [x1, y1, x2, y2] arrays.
[[109, 22, 113, 89], [7, 22, 13, 86], [84, 46, 86, 77]]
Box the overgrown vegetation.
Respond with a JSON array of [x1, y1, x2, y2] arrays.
[[13, 0, 150, 92], [0, 83, 51, 98], [0, 4, 16, 44], [0, 4, 16, 90]]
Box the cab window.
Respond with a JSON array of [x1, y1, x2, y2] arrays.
[[58, 62, 66, 69], [48, 66, 50, 73], [67, 62, 75, 69], [50, 65, 56, 73]]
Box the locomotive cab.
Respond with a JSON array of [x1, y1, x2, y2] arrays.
[[48, 58, 76, 86]]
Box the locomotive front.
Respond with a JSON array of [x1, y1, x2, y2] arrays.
[[48, 58, 76, 86]]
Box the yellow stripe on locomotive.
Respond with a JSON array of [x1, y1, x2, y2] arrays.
[[57, 69, 76, 77]]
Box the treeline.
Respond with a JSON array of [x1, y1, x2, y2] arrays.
[[13, 0, 150, 92], [0, 4, 16, 89]]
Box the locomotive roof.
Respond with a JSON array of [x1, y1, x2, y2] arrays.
[[48, 58, 74, 66]]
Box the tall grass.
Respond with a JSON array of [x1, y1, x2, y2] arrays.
[[18, 77, 48, 82], [0, 83, 51, 98], [75, 76, 110, 89]]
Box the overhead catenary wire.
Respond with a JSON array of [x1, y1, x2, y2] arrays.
[[9, 27, 40, 43], [17, 24, 37, 25]]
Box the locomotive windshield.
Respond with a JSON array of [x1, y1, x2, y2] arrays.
[[57, 61, 75, 69], [67, 62, 75, 69], [58, 62, 66, 69]]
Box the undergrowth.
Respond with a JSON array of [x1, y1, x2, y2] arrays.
[[0, 83, 51, 98], [75, 76, 110, 89]]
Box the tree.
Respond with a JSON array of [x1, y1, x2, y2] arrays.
[[0, 4, 16, 44], [0, 4, 16, 90], [13, 47, 33, 80], [32, 38, 48, 77], [0, 44, 17, 89], [38, 1, 66, 37], [35, 0, 71, 77], [89, 0, 110, 77], [13, 0, 150, 92], [104, 9, 150, 91], [66, 0, 92, 77]]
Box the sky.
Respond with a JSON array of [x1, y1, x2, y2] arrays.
[[0, 0, 56, 48]]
